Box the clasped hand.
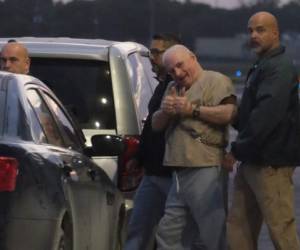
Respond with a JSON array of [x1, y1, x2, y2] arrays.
[[161, 86, 192, 117]]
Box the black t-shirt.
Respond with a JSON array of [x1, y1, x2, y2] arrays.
[[136, 76, 173, 176]]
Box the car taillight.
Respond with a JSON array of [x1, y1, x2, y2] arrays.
[[118, 136, 143, 192], [0, 157, 19, 192]]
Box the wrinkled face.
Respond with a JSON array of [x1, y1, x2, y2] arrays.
[[0, 44, 30, 74], [149, 39, 167, 76], [247, 15, 279, 56], [164, 50, 198, 88]]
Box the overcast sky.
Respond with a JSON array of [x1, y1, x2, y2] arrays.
[[182, 0, 292, 9], [54, 0, 293, 9]]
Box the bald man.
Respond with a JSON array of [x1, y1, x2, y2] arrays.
[[0, 42, 30, 74], [152, 45, 236, 250], [226, 12, 300, 250]]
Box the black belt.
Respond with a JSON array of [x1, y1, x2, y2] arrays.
[[172, 167, 189, 172]]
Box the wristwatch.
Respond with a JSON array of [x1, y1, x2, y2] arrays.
[[192, 106, 201, 119]]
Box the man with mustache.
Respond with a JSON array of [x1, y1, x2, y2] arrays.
[[226, 11, 300, 250]]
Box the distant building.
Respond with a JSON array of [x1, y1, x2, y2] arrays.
[[194, 33, 300, 81], [194, 33, 300, 62], [282, 33, 300, 64], [194, 35, 252, 60]]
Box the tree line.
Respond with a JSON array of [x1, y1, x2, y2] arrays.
[[0, 0, 299, 48]]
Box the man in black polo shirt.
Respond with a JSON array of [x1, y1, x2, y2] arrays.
[[124, 34, 181, 250]]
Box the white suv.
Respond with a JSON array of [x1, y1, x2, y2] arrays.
[[0, 37, 157, 201]]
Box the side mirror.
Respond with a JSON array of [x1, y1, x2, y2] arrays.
[[90, 134, 125, 156]]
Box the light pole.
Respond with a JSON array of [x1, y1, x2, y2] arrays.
[[149, 0, 155, 43]]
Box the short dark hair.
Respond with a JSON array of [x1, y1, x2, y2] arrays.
[[7, 39, 17, 43], [152, 33, 182, 48]]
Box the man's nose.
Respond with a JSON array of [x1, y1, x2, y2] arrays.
[[3, 60, 11, 68], [174, 68, 181, 77], [250, 31, 257, 39]]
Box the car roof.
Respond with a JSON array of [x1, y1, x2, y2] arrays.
[[0, 70, 86, 145], [0, 37, 149, 60], [0, 71, 51, 91]]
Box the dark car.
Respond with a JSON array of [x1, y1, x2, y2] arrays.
[[0, 71, 125, 250]]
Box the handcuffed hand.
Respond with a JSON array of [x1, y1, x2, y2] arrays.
[[161, 86, 193, 117], [174, 87, 193, 117], [161, 86, 177, 115], [222, 152, 237, 172]]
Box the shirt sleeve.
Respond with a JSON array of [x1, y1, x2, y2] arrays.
[[211, 73, 235, 106]]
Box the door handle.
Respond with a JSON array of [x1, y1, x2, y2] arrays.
[[63, 165, 79, 181]]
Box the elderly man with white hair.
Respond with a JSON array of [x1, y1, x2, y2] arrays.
[[152, 44, 237, 250]]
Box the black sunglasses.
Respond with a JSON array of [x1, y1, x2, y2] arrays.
[[149, 48, 166, 56]]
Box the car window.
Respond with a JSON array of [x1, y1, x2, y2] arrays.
[[42, 92, 81, 150], [27, 100, 47, 144], [27, 89, 64, 147], [0, 80, 31, 140], [30, 58, 116, 130], [127, 53, 158, 122]]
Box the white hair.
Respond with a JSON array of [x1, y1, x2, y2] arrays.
[[162, 44, 193, 66]]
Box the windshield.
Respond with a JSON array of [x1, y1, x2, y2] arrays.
[[30, 58, 116, 130]]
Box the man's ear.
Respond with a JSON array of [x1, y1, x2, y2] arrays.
[[272, 27, 279, 41], [190, 53, 196, 61], [25, 57, 31, 74]]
